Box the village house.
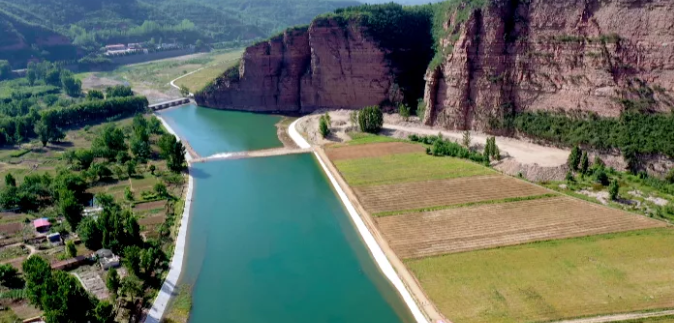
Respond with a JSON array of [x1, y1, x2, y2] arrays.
[[32, 218, 50, 233]]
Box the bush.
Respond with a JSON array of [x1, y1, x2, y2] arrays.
[[609, 179, 620, 200], [568, 146, 582, 171], [319, 115, 330, 138], [358, 105, 383, 134], [594, 168, 609, 186], [398, 103, 411, 121], [666, 168, 674, 184]]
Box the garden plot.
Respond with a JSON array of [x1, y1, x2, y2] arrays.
[[326, 142, 426, 161], [378, 197, 666, 258], [356, 175, 552, 215]]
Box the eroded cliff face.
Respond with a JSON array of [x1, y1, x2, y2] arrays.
[[195, 18, 395, 112], [424, 0, 674, 131]]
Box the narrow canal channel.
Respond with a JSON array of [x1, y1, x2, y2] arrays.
[[158, 106, 416, 323]]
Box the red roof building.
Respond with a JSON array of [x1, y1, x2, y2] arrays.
[[33, 218, 50, 232]]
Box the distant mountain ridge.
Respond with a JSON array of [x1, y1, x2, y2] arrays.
[[0, 0, 360, 67]]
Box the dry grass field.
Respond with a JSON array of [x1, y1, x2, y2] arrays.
[[406, 228, 674, 323], [334, 152, 492, 186], [356, 175, 553, 215], [326, 142, 426, 161], [377, 197, 665, 258]]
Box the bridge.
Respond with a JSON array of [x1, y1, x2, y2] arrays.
[[149, 98, 190, 111]]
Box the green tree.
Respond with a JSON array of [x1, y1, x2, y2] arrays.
[[358, 105, 383, 134], [159, 135, 186, 172], [106, 268, 120, 298], [149, 165, 156, 175], [42, 270, 95, 323], [4, 173, 16, 187], [77, 217, 103, 251], [462, 130, 471, 149], [105, 85, 133, 98], [60, 71, 82, 97], [45, 69, 61, 86], [565, 171, 575, 183], [567, 146, 582, 171], [148, 117, 162, 134], [154, 182, 168, 197], [86, 90, 105, 101], [0, 60, 12, 81], [22, 256, 52, 308], [112, 165, 125, 180], [666, 168, 674, 184], [319, 115, 330, 138], [65, 240, 77, 258], [26, 68, 37, 86], [0, 264, 23, 289], [580, 151, 589, 175], [594, 168, 609, 186], [58, 189, 83, 230], [140, 245, 167, 277], [94, 301, 114, 323], [92, 125, 127, 161], [179, 85, 190, 97], [125, 160, 137, 177], [398, 103, 411, 121], [124, 187, 134, 201], [75, 149, 94, 170], [123, 246, 142, 275], [35, 110, 65, 146], [609, 179, 620, 201]]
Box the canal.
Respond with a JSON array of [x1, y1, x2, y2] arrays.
[[158, 106, 416, 323]]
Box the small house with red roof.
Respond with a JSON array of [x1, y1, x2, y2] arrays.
[[33, 218, 51, 233]]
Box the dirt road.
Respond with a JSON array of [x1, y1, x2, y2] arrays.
[[551, 310, 674, 323]]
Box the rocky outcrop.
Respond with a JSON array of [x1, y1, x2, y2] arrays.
[[195, 19, 395, 113], [424, 0, 674, 131]]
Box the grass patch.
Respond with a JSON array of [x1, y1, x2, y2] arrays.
[[346, 132, 405, 146], [174, 49, 243, 92], [0, 307, 19, 323], [335, 152, 493, 186], [164, 284, 192, 323], [406, 227, 674, 323], [0, 246, 28, 261], [373, 193, 559, 217]]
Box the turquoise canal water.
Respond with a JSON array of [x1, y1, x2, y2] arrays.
[[159, 104, 282, 156], [165, 105, 415, 323]]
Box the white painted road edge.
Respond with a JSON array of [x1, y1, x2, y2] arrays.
[[145, 114, 194, 323], [292, 117, 429, 323]]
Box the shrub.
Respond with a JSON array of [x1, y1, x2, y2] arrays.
[[567, 146, 582, 171], [609, 179, 620, 200], [319, 115, 330, 138], [398, 103, 411, 121], [579, 152, 589, 175], [462, 130, 471, 148], [666, 168, 674, 184], [349, 111, 359, 130], [416, 99, 426, 119], [594, 168, 609, 186], [358, 106, 383, 134]]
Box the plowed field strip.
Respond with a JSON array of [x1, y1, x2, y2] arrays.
[[377, 197, 665, 259], [355, 175, 551, 214], [334, 152, 493, 186], [326, 142, 426, 161]]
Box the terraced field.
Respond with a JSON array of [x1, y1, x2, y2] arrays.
[[334, 152, 492, 186], [326, 142, 426, 161], [357, 175, 553, 215], [377, 197, 665, 258], [406, 228, 674, 323]]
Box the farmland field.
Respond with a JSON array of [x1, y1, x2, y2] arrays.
[[326, 142, 426, 161], [377, 197, 665, 258], [406, 228, 674, 323], [356, 175, 553, 215], [334, 152, 493, 186]]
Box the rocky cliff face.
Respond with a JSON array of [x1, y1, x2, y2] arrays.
[[195, 19, 395, 112], [424, 0, 674, 131]]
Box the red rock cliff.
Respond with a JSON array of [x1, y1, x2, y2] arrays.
[[424, 0, 674, 131], [195, 18, 394, 112]]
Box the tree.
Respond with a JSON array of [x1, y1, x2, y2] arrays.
[[34, 110, 64, 146], [609, 179, 620, 201], [125, 160, 137, 177], [493, 145, 501, 161], [154, 182, 168, 197], [86, 90, 104, 101], [112, 165, 125, 180], [319, 115, 330, 138], [568, 146, 582, 171], [105, 85, 134, 98], [0, 264, 23, 289], [124, 187, 134, 201], [140, 246, 167, 277], [0, 60, 12, 81], [106, 268, 120, 298], [179, 85, 190, 97], [94, 301, 114, 323], [91, 125, 127, 161], [26, 68, 37, 86], [358, 105, 383, 134], [565, 171, 575, 183], [130, 137, 151, 162], [462, 130, 471, 149], [65, 240, 77, 258], [580, 151, 589, 175], [195, 39, 204, 50], [60, 71, 82, 97], [22, 256, 52, 308], [159, 135, 186, 173], [594, 168, 609, 186], [43, 270, 95, 323], [123, 246, 142, 275], [75, 149, 94, 170], [148, 117, 162, 134], [149, 165, 156, 175], [58, 189, 83, 230], [4, 173, 16, 187], [398, 103, 411, 121], [77, 217, 103, 250], [45, 69, 61, 86]]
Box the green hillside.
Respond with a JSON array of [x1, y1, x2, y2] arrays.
[[0, 0, 360, 67]]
